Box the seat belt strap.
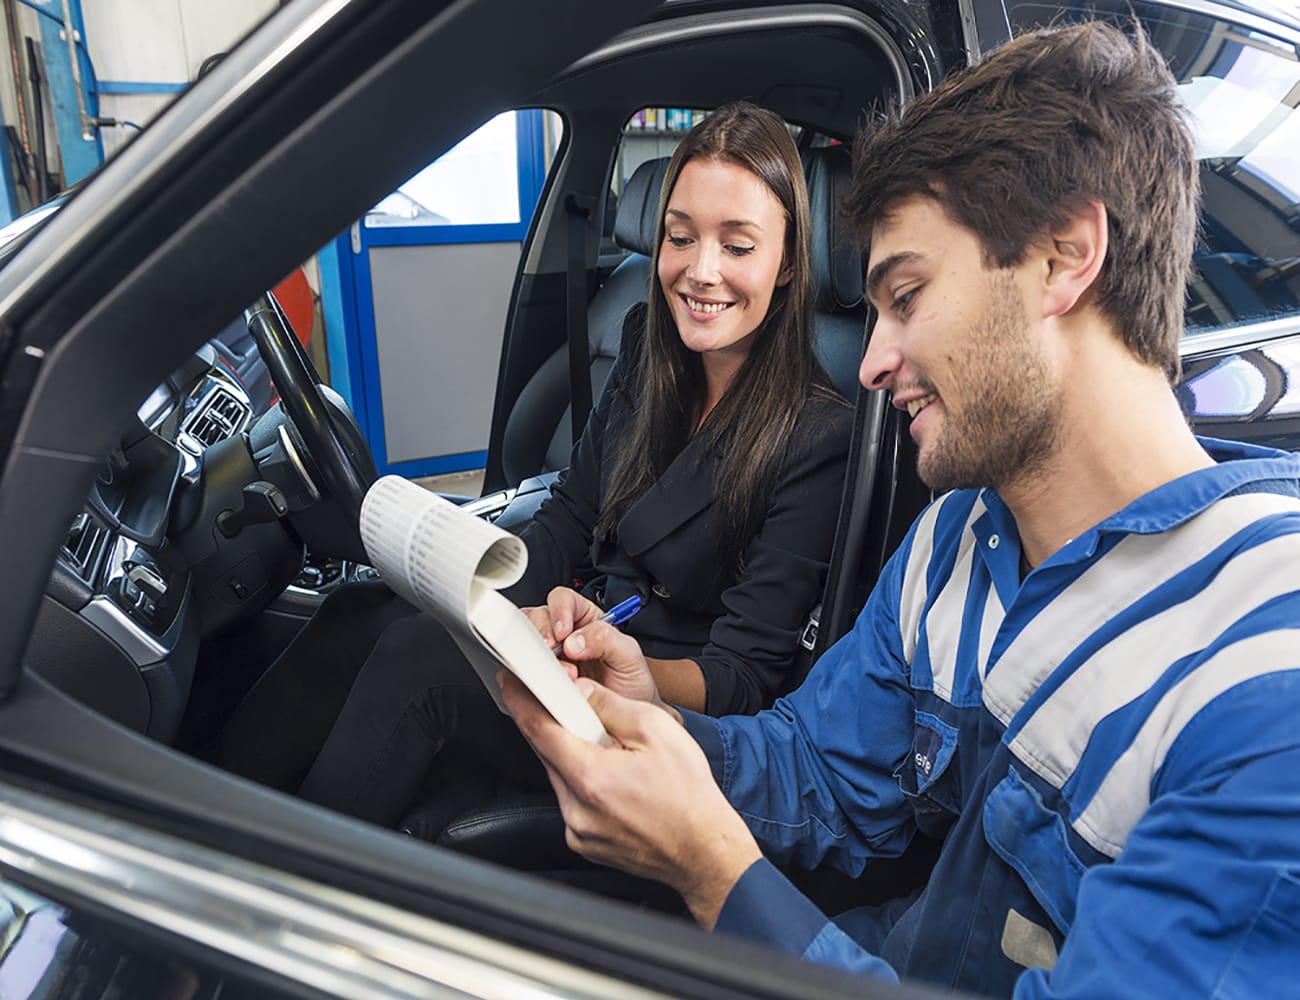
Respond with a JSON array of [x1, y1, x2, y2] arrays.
[[565, 193, 596, 444]]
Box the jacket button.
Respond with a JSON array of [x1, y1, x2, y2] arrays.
[[652, 583, 671, 599]]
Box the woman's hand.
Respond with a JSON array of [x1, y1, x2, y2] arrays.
[[520, 585, 602, 652], [541, 586, 607, 644], [523, 587, 668, 710]]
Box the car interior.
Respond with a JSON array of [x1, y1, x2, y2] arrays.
[[22, 2, 943, 896], [0, 4, 964, 993]]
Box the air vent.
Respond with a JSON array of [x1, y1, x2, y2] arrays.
[[62, 513, 108, 581], [183, 386, 251, 448]]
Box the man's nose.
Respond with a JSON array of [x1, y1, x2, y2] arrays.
[[859, 316, 902, 390]]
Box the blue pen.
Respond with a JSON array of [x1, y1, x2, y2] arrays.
[[551, 594, 643, 654]]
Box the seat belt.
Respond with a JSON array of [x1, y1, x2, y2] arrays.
[[564, 192, 596, 444]]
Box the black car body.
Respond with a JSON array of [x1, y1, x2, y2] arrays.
[[0, 0, 1294, 997]]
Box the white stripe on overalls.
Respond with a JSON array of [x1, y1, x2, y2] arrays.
[[1007, 529, 1300, 793], [916, 498, 987, 702], [1077, 628, 1300, 855], [988, 493, 1300, 856], [899, 495, 954, 664], [976, 582, 1004, 683], [983, 492, 1300, 731]]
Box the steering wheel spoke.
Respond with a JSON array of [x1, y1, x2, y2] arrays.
[[244, 292, 376, 556]]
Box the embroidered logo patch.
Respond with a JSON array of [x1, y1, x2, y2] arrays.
[[913, 720, 946, 780]]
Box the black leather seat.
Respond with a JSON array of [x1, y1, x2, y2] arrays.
[[499, 157, 670, 486], [805, 143, 867, 396], [429, 143, 867, 868]]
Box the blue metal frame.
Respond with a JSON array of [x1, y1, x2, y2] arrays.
[[348, 229, 384, 453], [96, 80, 187, 95], [332, 108, 550, 478], [0, 125, 20, 224], [33, 0, 102, 186], [360, 221, 531, 248], [517, 104, 549, 211]]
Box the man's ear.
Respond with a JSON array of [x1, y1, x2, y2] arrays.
[[1039, 199, 1107, 319]]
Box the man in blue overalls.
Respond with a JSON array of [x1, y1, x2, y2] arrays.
[[502, 20, 1300, 997]]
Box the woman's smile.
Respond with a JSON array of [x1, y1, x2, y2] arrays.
[[658, 157, 791, 369]]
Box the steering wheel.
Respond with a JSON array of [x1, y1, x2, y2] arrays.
[[244, 293, 375, 528]]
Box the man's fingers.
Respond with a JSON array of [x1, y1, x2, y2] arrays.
[[526, 734, 616, 864], [575, 678, 656, 746], [534, 752, 579, 813], [499, 671, 594, 774], [499, 671, 549, 738]]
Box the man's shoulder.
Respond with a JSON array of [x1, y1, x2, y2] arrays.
[[1186, 439, 1300, 526], [1183, 475, 1300, 552], [884, 490, 990, 622]]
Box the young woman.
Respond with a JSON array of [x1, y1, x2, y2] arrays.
[[215, 103, 852, 835]]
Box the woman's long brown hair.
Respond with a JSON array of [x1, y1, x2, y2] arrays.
[[597, 102, 835, 572]]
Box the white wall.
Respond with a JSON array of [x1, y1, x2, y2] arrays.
[[82, 0, 276, 159]]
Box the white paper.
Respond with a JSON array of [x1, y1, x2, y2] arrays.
[[360, 476, 610, 746]]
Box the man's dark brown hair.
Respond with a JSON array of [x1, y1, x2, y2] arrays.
[[848, 21, 1198, 381]]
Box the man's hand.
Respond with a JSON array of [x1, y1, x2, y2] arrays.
[[524, 587, 666, 708], [500, 672, 761, 929]]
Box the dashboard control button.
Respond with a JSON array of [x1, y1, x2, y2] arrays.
[[126, 562, 168, 602]]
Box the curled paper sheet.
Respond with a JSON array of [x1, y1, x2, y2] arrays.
[[360, 475, 610, 746]]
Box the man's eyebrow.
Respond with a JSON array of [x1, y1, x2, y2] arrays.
[[866, 251, 923, 303]]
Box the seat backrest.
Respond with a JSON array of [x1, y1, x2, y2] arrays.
[[804, 143, 866, 400], [499, 158, 668, 485]]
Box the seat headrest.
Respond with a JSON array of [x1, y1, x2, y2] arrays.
[[614, 149, 864, 311], [803, 145, 864, 313], [613, 157, 671, 257]]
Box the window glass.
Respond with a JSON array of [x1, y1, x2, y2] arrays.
[[612, 107, 806, 201], [366, 111, 562, 228], [600, 108, 710, 259], [613, 107, 708, 199], [1008, 2, 1300, 334]]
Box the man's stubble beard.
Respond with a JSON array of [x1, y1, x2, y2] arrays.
[[917, 271, 1062, 494]]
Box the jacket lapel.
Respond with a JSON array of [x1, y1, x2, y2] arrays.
[[617, 433, 718, 556]]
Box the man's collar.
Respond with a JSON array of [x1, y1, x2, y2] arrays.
[[973, 436, 1300, 574]]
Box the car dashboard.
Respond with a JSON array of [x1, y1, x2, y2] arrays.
[[35, 348, 262, 742]]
